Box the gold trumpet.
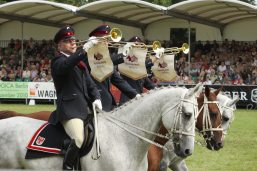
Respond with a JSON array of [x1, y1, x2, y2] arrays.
[[108, 41, 162, 52], [71, 28, 122, 48], [164, 43, 189, 54]]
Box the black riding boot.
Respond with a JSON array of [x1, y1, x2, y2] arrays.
[[63, 139, 80, 170]]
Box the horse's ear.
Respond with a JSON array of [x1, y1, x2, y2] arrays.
[[228, 95, 240, 106], [213, 86, 223, 96], [205, 85, 210, 97], [187, 82, 203, 98]]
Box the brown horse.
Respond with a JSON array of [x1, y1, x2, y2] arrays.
[[0, 111, 51, 121], [0, 86, 223, 171], [147, 86, 223, 171]]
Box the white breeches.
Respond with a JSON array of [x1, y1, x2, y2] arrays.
[[61, 118, 84, 148]]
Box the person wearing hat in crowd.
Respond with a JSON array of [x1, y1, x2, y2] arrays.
[[83, 24, 140, 112], [48, 25, 102, 170], [232, 75, 240, 85], [118, 36, 156, 106]]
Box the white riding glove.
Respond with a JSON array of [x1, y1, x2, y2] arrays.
[[93, 99, 102, 110], [135, 94, 141, 99], [155, 47, 165, 59], [83, 37, 98, 52], [123, 43, 133, 57]]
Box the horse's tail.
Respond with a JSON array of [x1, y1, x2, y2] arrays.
[[0, 111, 19, 119]]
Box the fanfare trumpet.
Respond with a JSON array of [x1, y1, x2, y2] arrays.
[[71, 28, 122, 48], [164, 43, 189, 54], [108, 41, 162, 53]]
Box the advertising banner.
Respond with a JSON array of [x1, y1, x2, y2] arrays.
[[28, 82, 56, 99], [0, 82, 28, 99], [160, 84, 257, 106]]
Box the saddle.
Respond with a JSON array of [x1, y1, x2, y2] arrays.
[[25, 115, 95, 169]]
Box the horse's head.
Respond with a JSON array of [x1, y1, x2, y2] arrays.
[[218, 94, 239, 140], [197, 86, 223, 151], [162, 83, 203, 158]]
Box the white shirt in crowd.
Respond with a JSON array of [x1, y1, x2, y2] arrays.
[[204, 80, 212, 85], [22, 70, 30, 78], [218, 65, 227, 72]]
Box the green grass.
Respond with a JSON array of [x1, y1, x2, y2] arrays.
[[0, 105, 256, 170], [0, 104, 56, 113]]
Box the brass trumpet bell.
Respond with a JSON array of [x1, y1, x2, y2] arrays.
[[71, 28, 122, 47], [165, 43, 189, 54], [109, 28, 122, 42]]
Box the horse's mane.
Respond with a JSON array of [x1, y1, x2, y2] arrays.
[[0, 111, 16, 119], [108, 86, 190, 114]]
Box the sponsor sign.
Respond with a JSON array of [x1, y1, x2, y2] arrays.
[[28, 82, 56, 99], [162, 84, 257, 106], [0, 82, 28, 98]]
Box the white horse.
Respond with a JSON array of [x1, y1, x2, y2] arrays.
[[158, 93, 239, 171], [0, 84, 203, 170]]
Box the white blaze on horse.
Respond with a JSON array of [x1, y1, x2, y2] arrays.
[[158, 92, 239, 171], [0, 83, 203, 170]]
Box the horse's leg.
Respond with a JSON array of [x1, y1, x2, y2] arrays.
[[169, 158, 189, 171], [147, 144, 164, 171]]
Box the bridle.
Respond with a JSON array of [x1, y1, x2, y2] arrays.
[[162, 89, 199, 148], [220, 99, 236, 137], [195, 94, 223, 149]]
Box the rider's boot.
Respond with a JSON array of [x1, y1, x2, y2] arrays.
[[63, 139, 80, 170]]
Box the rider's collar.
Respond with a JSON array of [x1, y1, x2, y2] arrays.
[[60, 51, 70, 57]]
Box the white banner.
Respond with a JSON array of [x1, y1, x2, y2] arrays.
[[28, 82, 56, 99], [118, 47, 148, 80], [151, 54, 178, 82], [87, 43, 113, 82]]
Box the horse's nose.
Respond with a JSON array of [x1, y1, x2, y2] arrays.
[[185, 149, 192, 156], [217, 142, 223, 149]]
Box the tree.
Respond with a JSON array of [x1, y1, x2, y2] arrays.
[[240, 0, 256, 5]]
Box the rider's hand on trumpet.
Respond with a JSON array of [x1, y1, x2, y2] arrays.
[[155, 47, 165, 59], [82, 37, 99, 52], [122, 43, 134, 57]]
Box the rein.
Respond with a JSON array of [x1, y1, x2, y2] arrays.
[[101, 89, 198, 151], [195, 94, 223, 149]]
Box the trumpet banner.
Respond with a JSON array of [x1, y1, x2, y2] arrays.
[[118, 47, 148, 80], [152, 54, 178, 82], [87, 43, 113, 82]]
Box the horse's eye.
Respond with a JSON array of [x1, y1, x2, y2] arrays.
[[210, 112, 218, 119], [184, 113, 192, 120], [222, 116, 229, 122]]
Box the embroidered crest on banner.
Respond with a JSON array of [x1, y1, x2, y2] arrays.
[[36, 136, 45, 145], [88, 43, 114, 82], [151, 54, 178, 82], [118, 47, 147, 80]]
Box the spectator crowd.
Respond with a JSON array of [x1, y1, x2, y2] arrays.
[[151, 39, 257, 85], [0, 38, 55, 82], [0, 38, 257, 86]]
